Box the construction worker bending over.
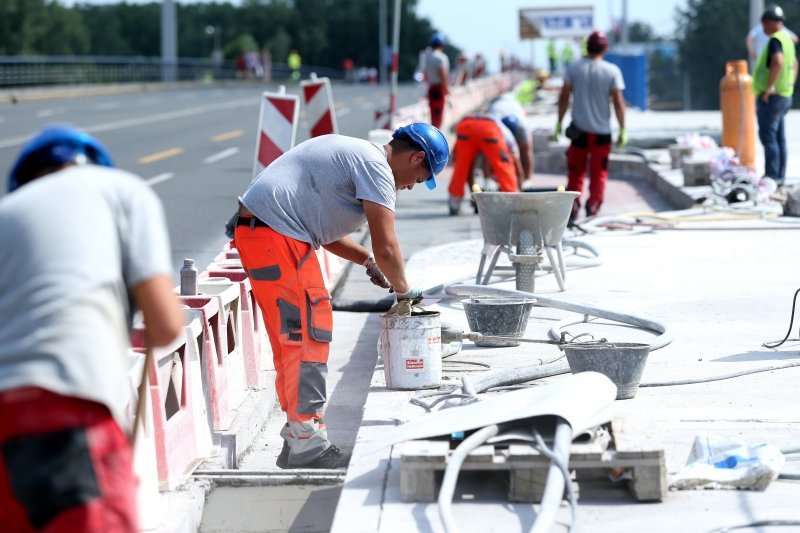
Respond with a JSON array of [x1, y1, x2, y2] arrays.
[[425, 33, 450, 128], [448, 113, 524, 215], [553, 30, 626, 223], [234, 124, 449, 469], [0, 126, 184, 531], [487, 94, 534, 181]]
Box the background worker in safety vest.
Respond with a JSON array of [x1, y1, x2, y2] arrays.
[[287, 48, 302, 81], [753, 4, 798, 185], [0, 126, 184, 531], [553, 30, 626, 224], [488, 93, 534, 182], [424, 33, 450, 128], [547, 39, 558, 74], [561, 41, 575, 68], [746, 6, 798, 71], [448, 113, 524, 215], [234, 123, 449, 469]]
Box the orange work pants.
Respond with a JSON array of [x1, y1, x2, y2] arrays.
[[234, 220, 333, 464], [449, 116, 518, 199]]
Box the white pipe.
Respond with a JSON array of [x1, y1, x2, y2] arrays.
[[531, 419, 576, 533], [445, 284, 672, 350], [438, 424, 499, 533]]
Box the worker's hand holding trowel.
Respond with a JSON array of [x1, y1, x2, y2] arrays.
[[386, 287, 424, 316]]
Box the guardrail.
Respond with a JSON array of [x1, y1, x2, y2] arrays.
[[0, 55, 345, 87]]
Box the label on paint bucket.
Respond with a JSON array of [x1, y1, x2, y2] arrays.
[[405, 358, 425, 371]]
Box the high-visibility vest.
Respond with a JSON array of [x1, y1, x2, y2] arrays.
[[753, 30, 796, 97]]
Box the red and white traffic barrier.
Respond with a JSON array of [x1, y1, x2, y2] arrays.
[[253, 86, 299, 177], [134, 330, 202, 491], [301, 73, 338, 138], [203, 261, 268, 389]]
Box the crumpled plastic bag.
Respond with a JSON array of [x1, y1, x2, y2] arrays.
[[670, 433, 785, 491]]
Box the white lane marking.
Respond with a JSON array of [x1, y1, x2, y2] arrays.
[[36, 109, 55, 117], [337, 107, 352, 117], [0, 97, 257, 150], [358, 103, 372, 111], [204, 147, 240, 164], [145, 172, 175, 186], [93, 102, 120, 111]]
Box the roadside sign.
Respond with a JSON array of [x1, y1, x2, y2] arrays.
[[519, 6, 594, 39]]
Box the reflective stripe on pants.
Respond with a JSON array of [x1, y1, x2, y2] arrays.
[[234, 224, 333, 464]]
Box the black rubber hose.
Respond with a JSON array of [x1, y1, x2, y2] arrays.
[[332, 296, 394, 312]]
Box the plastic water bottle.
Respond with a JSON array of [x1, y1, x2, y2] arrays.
[[180, 258, 198, 296]]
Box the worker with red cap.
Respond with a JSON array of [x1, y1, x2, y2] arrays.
[[553, 30, 626, 223]]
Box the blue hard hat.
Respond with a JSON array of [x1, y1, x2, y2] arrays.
[[392, 123, 449, 190], [430, 33, 445, 47], [500, 115, 521, 136], [7, 125, 114, 192]]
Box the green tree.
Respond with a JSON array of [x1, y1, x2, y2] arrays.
[[0, 0, 89, 55]]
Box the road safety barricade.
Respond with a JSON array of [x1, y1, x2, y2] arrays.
[[253, 86, 299, 178], [127, 348, 161, 528], [301, 73, 338, 138], [203, 260, 269, 389], [178, 294, 234, 431], [131, 319, 204, 491]]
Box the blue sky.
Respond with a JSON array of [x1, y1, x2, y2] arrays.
[[415, 0, 688, 72], [62, 0, 687, 72]]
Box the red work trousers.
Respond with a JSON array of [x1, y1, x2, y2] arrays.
[[565, 134, 612, 217], [428, 84, 446, 128], [0, 387, 138, 533], [234, 222, 334, 463], [449, 116, 518, 198]]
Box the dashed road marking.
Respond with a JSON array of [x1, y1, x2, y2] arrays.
[[337, 107, 352, 117], [139, 147, 183, 164], [36, 109, 55, 118], [204, 147, 240, 164], [211, 130, 244, 142], [145, 172, 175, 186]]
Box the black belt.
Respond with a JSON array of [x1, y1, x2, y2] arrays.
[[236, 216, 270, 228]]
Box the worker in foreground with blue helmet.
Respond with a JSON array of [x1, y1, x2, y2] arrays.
[[233, 123, 449, 469], [0, 125, 184, 530]]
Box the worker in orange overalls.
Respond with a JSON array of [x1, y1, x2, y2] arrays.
[[447, 113, 524, 215], [234, 123, 450, 469]]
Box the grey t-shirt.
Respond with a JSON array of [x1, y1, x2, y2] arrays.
[[425, 49, 450, 85], [488, 96, 529, 147], [241, 135, 396, 248], [0, 165, 173, 426], [564, 57, 625, 135]]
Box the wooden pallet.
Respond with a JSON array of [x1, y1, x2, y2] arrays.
[[399, 417, 667, 503]]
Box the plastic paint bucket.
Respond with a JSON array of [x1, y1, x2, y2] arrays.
[[378, 310, 442, 390]]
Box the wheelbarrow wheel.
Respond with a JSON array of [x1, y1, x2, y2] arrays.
[[515, 229, 535, 293]]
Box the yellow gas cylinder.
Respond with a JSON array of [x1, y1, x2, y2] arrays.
[[720, 60, 756, 168]]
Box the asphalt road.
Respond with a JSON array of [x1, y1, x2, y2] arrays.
[[0, 81, 424, 277]]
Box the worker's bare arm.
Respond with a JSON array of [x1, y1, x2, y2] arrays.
[[322, 235, 371, 264], [363, 200, 409, 294], [133, 274, 184, 347]]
